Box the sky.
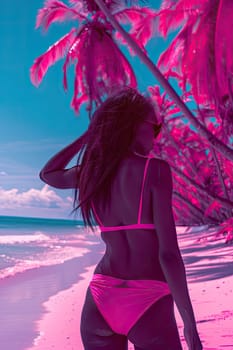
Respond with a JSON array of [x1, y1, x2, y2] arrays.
[[0, 0, 171, 219]]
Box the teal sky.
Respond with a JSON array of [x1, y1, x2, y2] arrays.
[[0, 0, 173, 219]]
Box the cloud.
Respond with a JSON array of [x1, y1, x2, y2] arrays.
[[0, 185, 73, 209], [0, 171, 7, 175]]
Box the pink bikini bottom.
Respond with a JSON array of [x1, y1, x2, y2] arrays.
[[89, 273, 171, 336]]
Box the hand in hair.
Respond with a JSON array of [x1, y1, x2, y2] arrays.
[[39, 130, 88, 189]]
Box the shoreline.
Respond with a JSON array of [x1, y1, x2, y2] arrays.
[[27, 265, 96, 350], [0, 232, 104, 350], [1, 225, 232, 350], [26, 266, 233, 350]]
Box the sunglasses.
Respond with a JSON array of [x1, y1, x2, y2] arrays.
[[144, 120, 162, 138]]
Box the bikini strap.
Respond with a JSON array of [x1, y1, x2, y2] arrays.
[[92, 153, 154, 227], [137, 154, 153, 224]]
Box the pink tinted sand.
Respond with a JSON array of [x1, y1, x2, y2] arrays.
[[27, 266, 95, 350], [4, 225, 233, 350]]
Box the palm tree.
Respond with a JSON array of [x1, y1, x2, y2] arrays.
[[93, 0, 233, 162], [30, 0, 145, 117], [150, 85, 233, 229], [31, 0, 233, 159], [31, 0, 233, 237], [157, 0, 233, 134]]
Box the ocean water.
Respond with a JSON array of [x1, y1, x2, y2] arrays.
[[0, 216, 214, 282], [0, 215, 99, 280]]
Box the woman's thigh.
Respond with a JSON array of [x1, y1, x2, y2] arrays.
[[128, 294, 183, 350], [80, 287, 128, 350]]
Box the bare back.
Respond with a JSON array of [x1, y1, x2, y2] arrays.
[[93, 153, 167, 282]]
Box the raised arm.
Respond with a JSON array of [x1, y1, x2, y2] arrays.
[[39, 130, 88, 189]]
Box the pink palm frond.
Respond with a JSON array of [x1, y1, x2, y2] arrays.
[[68, 0, 83, 11], [157, 0, 233, 109], [148, 85, 180, 121], [157, 25, 193, 93], [157, 29, 184, 74], [64, 20, 137, 115], [159, 0, 207, 37], [32, 0, 139, 115], [157, 0, 233, 111], [114, 6, 149, 23], [180, 1, 221, 107], [114, 6, 159, 53], [36, 0, 85, 31], [68, 0, 146, 14], [215, 0, 233, 100], [30, 28, 77, 86]]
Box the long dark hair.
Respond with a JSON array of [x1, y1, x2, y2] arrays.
[[70, 87, 161, 230]]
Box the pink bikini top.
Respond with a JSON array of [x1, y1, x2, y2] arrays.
[[91, 153, 157, 232]]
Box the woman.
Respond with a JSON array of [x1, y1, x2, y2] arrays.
[[40, 87, 202, 350]]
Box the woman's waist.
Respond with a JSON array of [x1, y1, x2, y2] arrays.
[[94, 255, 166, 282]]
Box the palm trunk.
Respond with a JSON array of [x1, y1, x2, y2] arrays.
[[94, 0, 233, 161]]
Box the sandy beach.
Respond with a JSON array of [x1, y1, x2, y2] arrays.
[[1, 225, 232, 350]]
